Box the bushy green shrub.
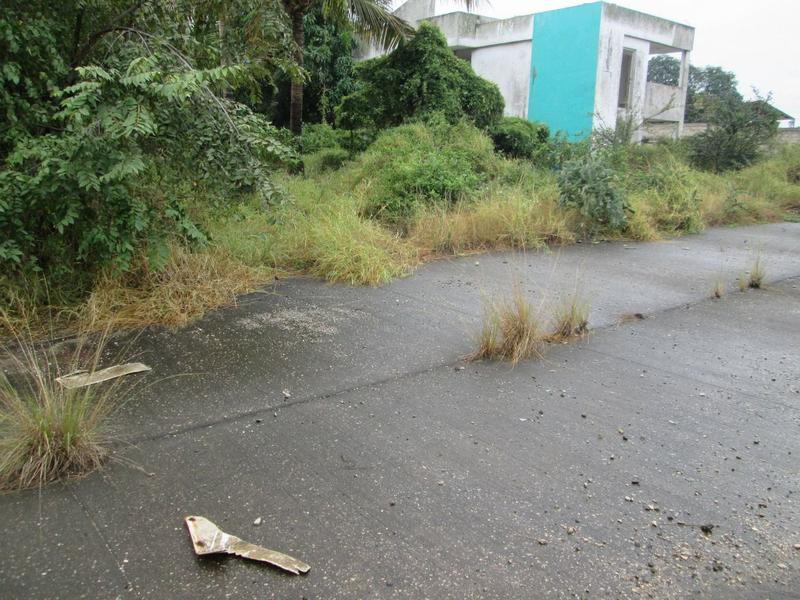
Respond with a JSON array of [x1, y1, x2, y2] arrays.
[[300, 123, 340, 154], [358, 121, 499, 226], [631, 156, 702, 233], [489, 118, 549, 160], [304, 147, 350, 175], [557, 155, 628, 231], [786, 163, 800, 184], [336, 23, 504, 132], [0, 2, 297, 287], [689, 95, 778, 172]]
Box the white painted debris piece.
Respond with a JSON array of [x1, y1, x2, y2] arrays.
[[184, 516, 310, 575], [56, 363, 151, 389]]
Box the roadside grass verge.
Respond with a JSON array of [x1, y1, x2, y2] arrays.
[[5, 127, 799, 335], [81, 245, 271, 331]]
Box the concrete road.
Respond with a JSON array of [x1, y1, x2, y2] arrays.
[[2, 223, 799, 599]]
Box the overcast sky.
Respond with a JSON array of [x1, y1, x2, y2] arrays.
[[412, 0, 800, 119]]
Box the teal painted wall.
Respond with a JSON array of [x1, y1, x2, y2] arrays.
[[528, 3, 602, 140]]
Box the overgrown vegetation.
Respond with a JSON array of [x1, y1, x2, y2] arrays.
[[336, 23, 504, 131], [3, 10, 798, 337]]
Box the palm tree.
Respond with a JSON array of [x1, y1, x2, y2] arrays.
[[281, 0, 413, 133]]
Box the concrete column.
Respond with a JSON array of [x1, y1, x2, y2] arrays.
[[677, 50, 690, 138]]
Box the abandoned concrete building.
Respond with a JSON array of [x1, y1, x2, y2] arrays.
[[362, 1, 695, 140]]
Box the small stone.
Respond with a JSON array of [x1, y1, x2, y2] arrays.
[[794, 543, 800, 550], [566, 527, 576, 535], [778, 563, 788, 570], [625, 496, 634, 502], [537, 539, 548, 546], [282, 389, 291, 399], [253, 517, 262, 526], [437, 480, 444, 486]]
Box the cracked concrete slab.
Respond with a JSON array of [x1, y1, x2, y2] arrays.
[[1, 223, 799, 599]]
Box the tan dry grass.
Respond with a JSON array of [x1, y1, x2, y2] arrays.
[[0, 313, 121, 490], [470, 281, 544, 365], [81, 245, 271, 331]]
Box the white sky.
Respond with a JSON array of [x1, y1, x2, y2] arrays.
[[408, 0, 800, 119]]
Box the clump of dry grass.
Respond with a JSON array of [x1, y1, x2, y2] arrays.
[[0, 314, 123, 490], [82, 245, 271, 331], [548, 294, 590, 341], [738, 273, 749, 292], [748, 250, 765, 289], [711, 279, 726, 299], [470, 282, 544, 365]]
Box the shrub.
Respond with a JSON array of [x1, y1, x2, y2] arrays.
[[787, 163, 800, 184], [689, 95, 778, 172], [304, 146, 350, 175], [299, 123, 341, 154], [357, 121, 499, 227], [557, 155, 628, 232], [336, 23, 504, 132], [629, 154, 703, 233], [489, 118, 549, 160]]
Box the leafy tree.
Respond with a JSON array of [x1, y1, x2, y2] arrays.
[[647, 56, 741, 122], [689, 93, 778, 172], [0, 0, 296, 284], [281, 0, 412, 133], [256, 5, 357, 127], [336, 23, 504, 132], [646, 55, 680, 87]]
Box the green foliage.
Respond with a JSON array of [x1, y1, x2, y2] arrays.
[[646, 55, 680, 86], [489, 118, 549, 160], [0, 1, 296, 286], [336, 23, 504, 131], [358, 120, 499, 226], [647, 57, 743, 124], [304, 146, 350, 175], [630, 154, 702, 232], [689, 94, 778, 172], [557, 155, 628, 232], [256, 5, 357, 126], [300, 123, 341, 153]]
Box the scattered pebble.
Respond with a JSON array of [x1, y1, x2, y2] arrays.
[[253, 517, 262, 526]]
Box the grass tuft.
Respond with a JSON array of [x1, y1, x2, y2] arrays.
[[711, 279, 726, 299], [548, 294, 590, 341], [748, 250, 765, 289], [0, 314, 122, 490], [470, 281, 544, 365]]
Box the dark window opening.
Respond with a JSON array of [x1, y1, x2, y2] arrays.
[[618, 49, 634, 108]]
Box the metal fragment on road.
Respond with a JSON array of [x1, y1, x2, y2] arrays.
[[56, 363, 151, 389], [184, 516, 310, 575]]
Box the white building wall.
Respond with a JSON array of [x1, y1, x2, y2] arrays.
[[594, 4, 694, 138], [470, 41, 532, 118]]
